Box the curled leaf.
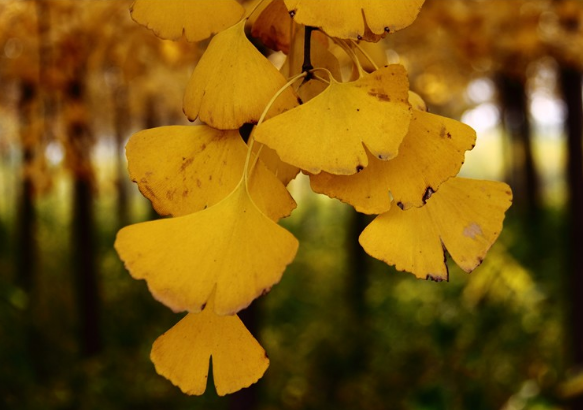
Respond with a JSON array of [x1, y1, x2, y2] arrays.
[[310, 110, 476, 214], [130, 0, 245, 42], [151, 298, 269, 396], [359, 177, 512, 280], [251, 0, 293, 53], [115, 181, 299, 315], [255, 64, 411, 175], [183, 19, 299, 130]]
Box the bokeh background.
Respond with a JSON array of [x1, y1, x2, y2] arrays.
[[1, 0, 583, 409]]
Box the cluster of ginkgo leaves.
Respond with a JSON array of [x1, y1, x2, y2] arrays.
[[114, 0, 513, 397]]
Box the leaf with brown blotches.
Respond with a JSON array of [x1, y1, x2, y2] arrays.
[[310, 109, 476, 214], [126, 125, 296, 221], [359, 177, 512, 281], [254, 65, 411, 175]]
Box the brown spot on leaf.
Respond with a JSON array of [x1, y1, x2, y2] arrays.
[[368, 91, 391, 102], [422, 187, 435, 203], [356, 165, 364, 172], [180, 157, 194, 171], [144, 185, 157, 199], [166, 189, 176, 200], [426, 274, 445, 282], [182, 190, 189, 198], [397, 202, 404, 210]]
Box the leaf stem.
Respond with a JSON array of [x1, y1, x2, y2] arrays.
[[302, 26, 316, 79], [350, 39, 379, 71], [243, 72, 307, 187]]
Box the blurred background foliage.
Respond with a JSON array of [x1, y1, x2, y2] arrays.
[[1, 0, 583, 409]]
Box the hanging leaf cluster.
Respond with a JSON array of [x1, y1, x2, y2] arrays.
[[115, 0, 512, 396]]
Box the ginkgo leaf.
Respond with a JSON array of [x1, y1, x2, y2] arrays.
[[115, 180, 299, 315], [310, 110, 476, 214], [254, 142, 300, 186], [126, 125, 296, 221], [251, 0, 293, 53], [359, 177, 512, 281], [254, 64, 411, 175], [284, 0, 425, 41], [151, 298, 269, 396], [130, 0, 245, 42], [183, 19, 299, 130]]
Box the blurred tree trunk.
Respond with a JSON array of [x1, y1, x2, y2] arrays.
[[229, 304, 259, 410], [64, 66, 102, 357], [496, 72, 540, 218], [559, 66, 583, 410], [16, 80, 37, 296], [345, 209, 370, 374], [113, 84, 130, 228], [15, 80, 47, 381]]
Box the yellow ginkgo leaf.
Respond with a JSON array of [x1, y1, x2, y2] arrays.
[[310, 110, 476, 214], [284, 0, 425, 41], [115, 180, 299, 315], [255, 64, 411, 175], [359, 177, 512, 281], [126, 125, 296, 221], [183, 19, 299, 130], [254, 142, 300, 186], [151, 298, 269, 396], [130, 0, 245, 42]]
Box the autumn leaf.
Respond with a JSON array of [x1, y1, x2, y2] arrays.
[[125, 125, 296, 221], [151, 297, 269, 396], [310, 109, 476, 214], [183, 19, 299, 130], [284, 0, 425, 41], [251, 0, 293, 54], [253, 142, 300, 186], [115, 180, 299, 315], [254, 64, 412, 175], [130, 0, 245, 42], [359, 177, 512, 281]]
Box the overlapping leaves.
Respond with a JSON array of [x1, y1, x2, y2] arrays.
[[120, 0, 512, 398]]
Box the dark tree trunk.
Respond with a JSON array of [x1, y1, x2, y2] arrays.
[[496, 72, 540, 218], [16, 81, 37, 295], [559, 66, 583, 410], [229, 304, 259, 410], [66, 75, 102, 357], [345, 209, 370, 374]]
